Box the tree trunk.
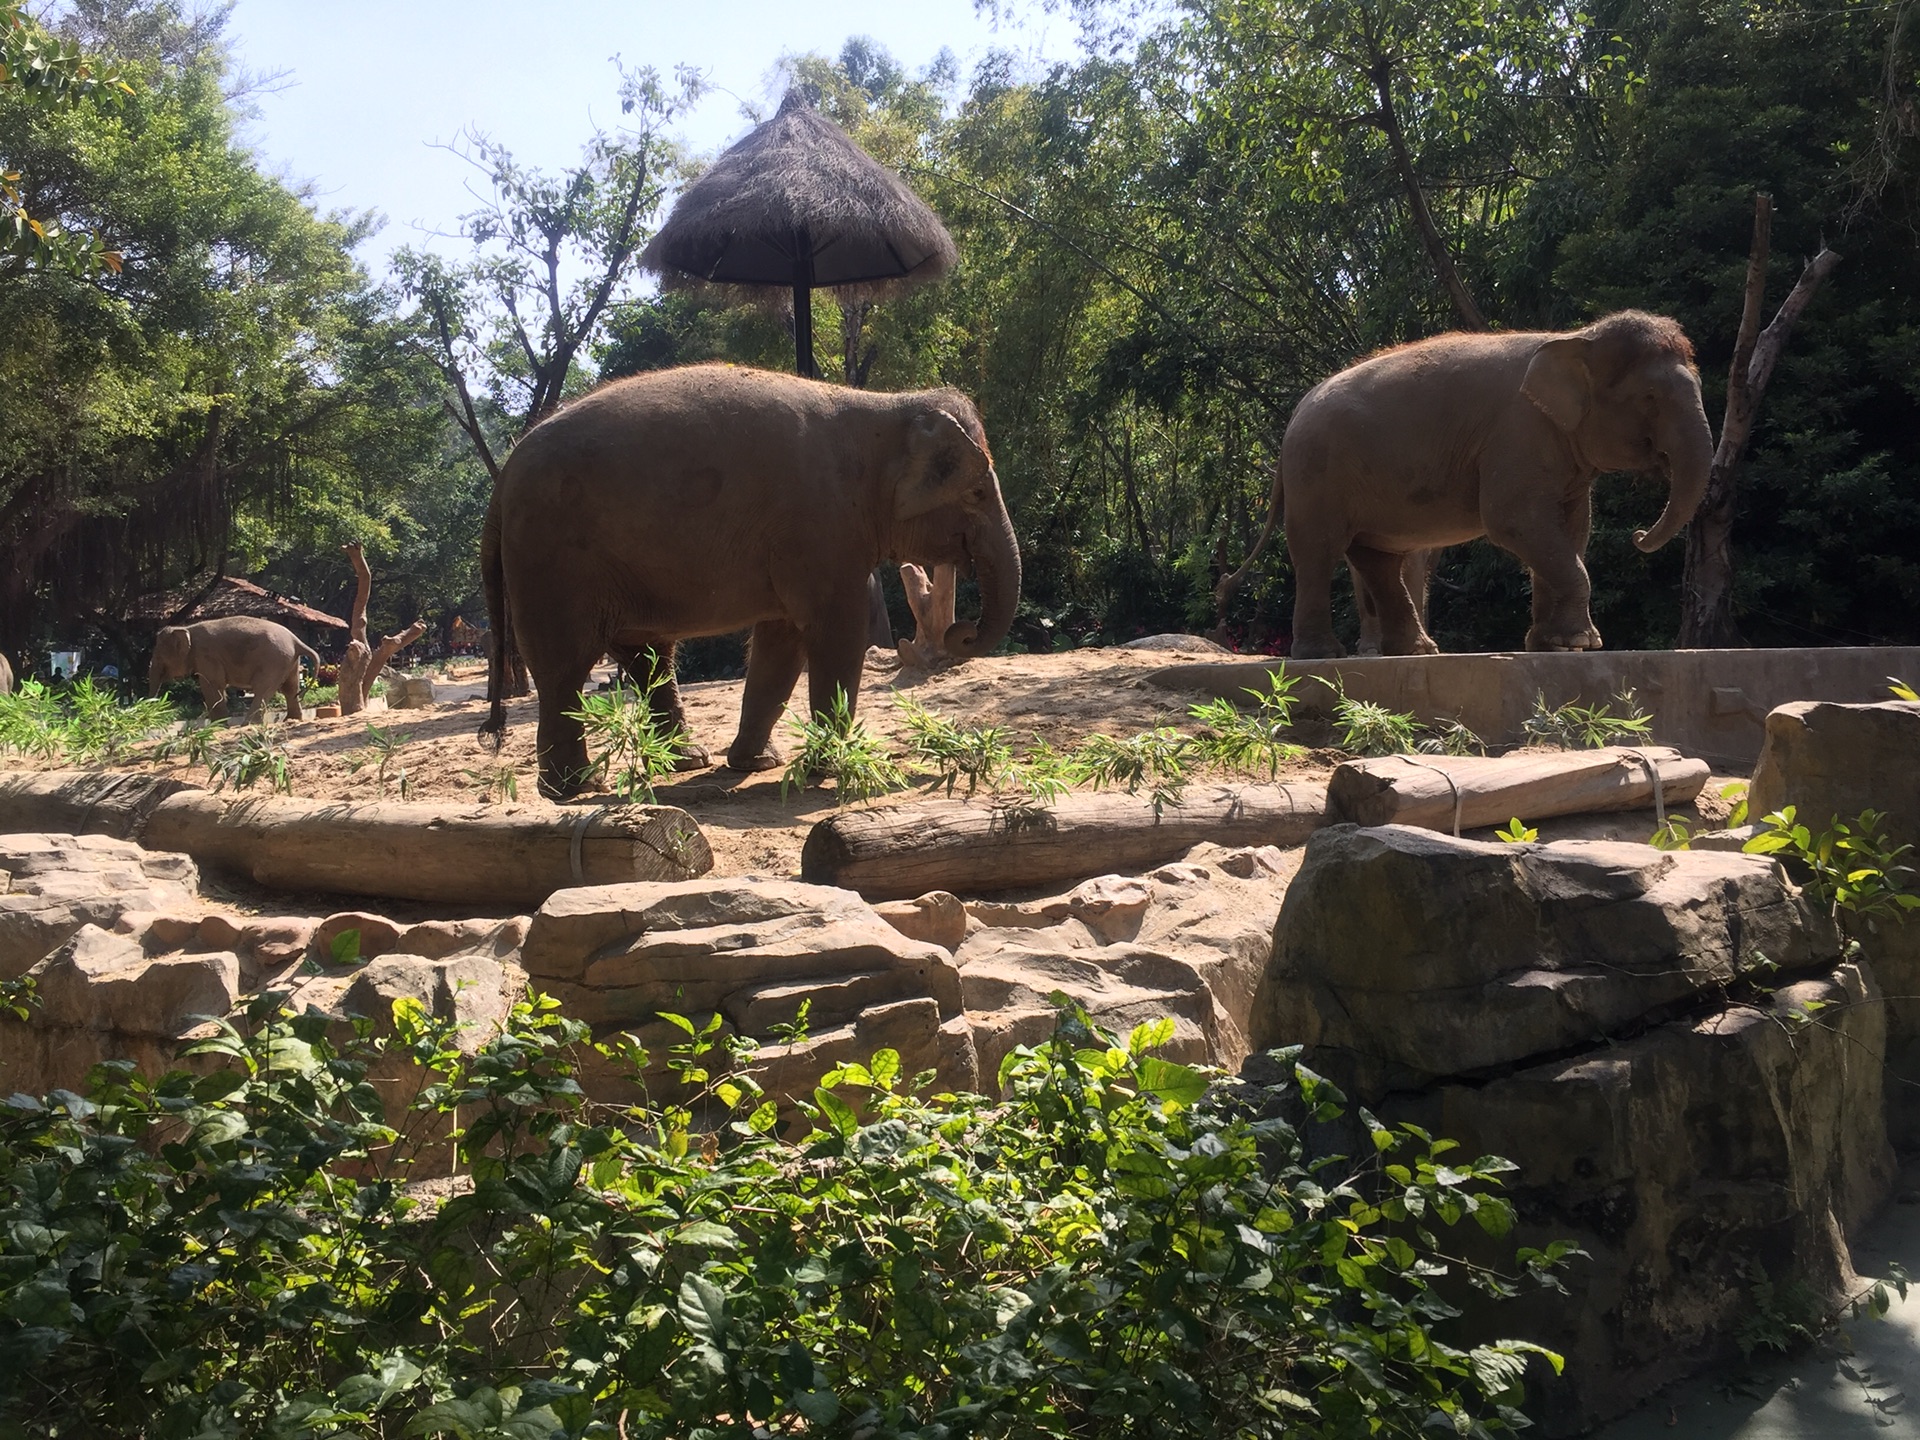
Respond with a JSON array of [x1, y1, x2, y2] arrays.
[[896, 562, 959, 671], [337, 542, 426, 714], [0, 772, 713, 907], [1371, 60, 1488, 332], [1680, 193, 1840, 648], [801, 783, 1327, 900], [1326, 747, 1708, 833]]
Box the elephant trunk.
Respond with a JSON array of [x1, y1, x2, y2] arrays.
[[944, 490, 1022, 659], [1632, 406, 1716, 554]]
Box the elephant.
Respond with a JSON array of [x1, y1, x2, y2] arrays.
[[1222, 310, 1715, 658], [0, 651, 11, 696], [148, 617, 320, 722], [479, 363, 1022, 800]]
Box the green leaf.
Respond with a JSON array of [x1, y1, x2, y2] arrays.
[[677, 1272, 728, 1345], [813, 1085, 858, 1137], [1134, 1054, 1207, 1106], [329, 927, 362, 966]]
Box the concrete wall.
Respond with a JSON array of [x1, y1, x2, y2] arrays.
[[1148, 647, 1920, 768]]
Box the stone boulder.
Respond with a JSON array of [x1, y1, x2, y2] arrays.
[[1749, 699, 1920, 849], [0, 833, 198, 978], [1380, 960, 1892, 1435], [522, 878, 970, 1099], [955, 850, 1293, 1083], [1252, 824, 1838, 1098], [1, 923, 240, 1093]]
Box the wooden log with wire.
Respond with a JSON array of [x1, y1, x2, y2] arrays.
[[1325, 747, 1709, 834]]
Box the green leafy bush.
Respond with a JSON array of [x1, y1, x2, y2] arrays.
[[1521, 691, 1653, 750], [203, 724, 294, 794], [0, 996, 1569, 1439], [0, 677, 176, 763], [784, 688, 910, 803], [1187, 669, 1307, 777], [1743, 805, 1920, 932], [346, 724, 415, 799], [566, 670, 685, 803]]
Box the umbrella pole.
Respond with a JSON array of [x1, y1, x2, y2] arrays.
[[793, 279, 816, 377], [792, 230, 817, 377]]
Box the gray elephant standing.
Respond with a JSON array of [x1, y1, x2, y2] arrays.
[[148, 617, 319, 722], [1222, 311, 1715, 657], [0, 651, 12, 696], [481, 363, 1021, 800]]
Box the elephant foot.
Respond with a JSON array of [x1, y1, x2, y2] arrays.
[[1526, 626, 1604, 652], [723, 744, 783, 773], [1290, 639, 1348, 660], [671, 740, 711, 771]]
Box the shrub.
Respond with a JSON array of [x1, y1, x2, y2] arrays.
[[783, 688, 909, 803], [0, 997, 1570, 1439], [566, 668, 682, 803], [0, 677, 176, 764], [1521, 690, 1653, 750], [204, 724, 294, 794]]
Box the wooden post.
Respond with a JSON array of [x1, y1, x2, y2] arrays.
[[1680, 193, 1841, 648], [337, 542, 426, 714]]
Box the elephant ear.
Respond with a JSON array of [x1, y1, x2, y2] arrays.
[[899, 408, 992, 519], [1520, 336, 1592, 432]]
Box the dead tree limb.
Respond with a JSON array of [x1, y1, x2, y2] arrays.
[[1680, 193, 1840, 648], [337, 543, 426, 714], [897, 563, 959, 671]]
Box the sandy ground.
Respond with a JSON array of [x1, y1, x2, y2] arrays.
[[8, 649, 1338, 881]]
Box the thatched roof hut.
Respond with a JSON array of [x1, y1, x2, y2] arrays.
[[640, 88, 956, 374], [125, 576, 348, 649]]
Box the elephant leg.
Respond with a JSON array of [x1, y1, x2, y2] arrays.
[[727, 620, 806, 771], [866, 570, 893, 648], [1499, 533, 1600, 652], [1287, 537, 1347, 660], [533, 650, 600, 800], [611, 640, 709, 770], [198, 678, 229, 721], [1353, 564, 1382, 657], [282, 669, 304, 722], [805, 599, 873, 725], [1348, 545, 1438, 656]]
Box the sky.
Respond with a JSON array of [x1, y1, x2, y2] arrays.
[[224, 0, 1076, 270]]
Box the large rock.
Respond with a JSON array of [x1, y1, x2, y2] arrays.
[[0, 923, 240, 1094], [955, 853, 1293, 1083], [523, 878, 966, 1087], [0, 833, 199, 978], [1252, 824, 1837, 1098], [1379, 959, 1893, 1435], [1749, 699, 1920, 849]]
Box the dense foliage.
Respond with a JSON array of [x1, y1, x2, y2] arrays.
[[3, 0, 1917, 668], [0, 994, 1572, 1438]]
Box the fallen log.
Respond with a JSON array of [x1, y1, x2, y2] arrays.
[[0, 772, 711, 907], [801, 783, 1326, 901], [0, 770, 202, 840], [1325, 746, 1709, 833]]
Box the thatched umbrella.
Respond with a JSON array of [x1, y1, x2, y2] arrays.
[[639, 88, 956, 376]]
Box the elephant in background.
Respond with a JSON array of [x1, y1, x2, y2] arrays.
[[0, 651, 11, 696], [148, 617, 319, 722], [1221, 310, 1715, 658], [481, 363, 1021, 800]]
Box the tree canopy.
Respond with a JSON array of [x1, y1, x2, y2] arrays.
[[2, 0, 1916, 668]]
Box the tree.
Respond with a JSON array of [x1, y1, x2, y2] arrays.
[[0, 0, 437, 660], [395, 63, 701, 480], [1, 0, 132, 273]]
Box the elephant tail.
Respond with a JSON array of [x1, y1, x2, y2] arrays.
[[293, 637, 321, 682], [478, 491, 510, 751], [1212, 460, 1285, 621]]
